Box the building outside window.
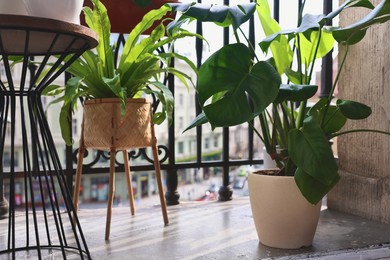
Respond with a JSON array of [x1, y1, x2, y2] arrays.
[[204, 137, 209, 150], [178, 116, 184, 130], [214, 136, 219, 148], [90, 177, 109, 202], [3, 150, 19, 168], [178, 141, 184, 154], [178, 93, 184, 106]]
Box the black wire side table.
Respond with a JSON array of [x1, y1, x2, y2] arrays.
[[0, 15, 97, 259]]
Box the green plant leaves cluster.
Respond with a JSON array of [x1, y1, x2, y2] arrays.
[[44, 0, 202, 145], [176, 0, 390, 205], [169, 2, 256, 30], [186, 43, 280, 130], [289, 117, 340, 204]]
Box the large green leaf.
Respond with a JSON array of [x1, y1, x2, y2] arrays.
[[256, 0, 292, 75], [119, 4, 172, 68], [259, 16, 334, 73], [298, 29, 334, 65], [60, 77, 85, 146], [185, 112, 209, 131], [284, 67, 310, 84], [169, 2, 256, 30], [337, 99, 372, 119], [143, 81, 175, 126], [288, 116, 339, 187], [84, 0, 114, 78], [333, 0, 390, 44], [275, 84, 318, 103], [197, 43, 281, 128], [103, 74, 127, 115], [259, 13, 327, 54], [321, 106, 347, 135], [309, 99, 347, 135], [136, 23, 166, 58], [295, 167, 340, 205], [324, 0, 374, 22], [259, 0, 377, 62]]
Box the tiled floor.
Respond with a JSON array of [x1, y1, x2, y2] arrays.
[[1, 197, 390, 259]]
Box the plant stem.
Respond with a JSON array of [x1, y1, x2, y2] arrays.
[[296, 34, 303, 84], [330, 129, 390, 138], [249, 120, 265, 144], [297, 0, 306, 27], [289, 101, 296, 129], [296, 100, 307, 129], [233, 29, 241, 44], [258, 112, 272, 149], [321, 43, 349, 127], [279, 102, 290, 146], [238, 27, 259, 62], [307, 29, 322, 84]]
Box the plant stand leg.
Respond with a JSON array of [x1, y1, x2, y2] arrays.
[[73, 147, 85, 214], [105, 148, 116, 240], [123, 150, 135, 216], [152, 144, 169, 225]]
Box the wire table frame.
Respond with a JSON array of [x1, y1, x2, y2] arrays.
[[0, 15, 97, 259]]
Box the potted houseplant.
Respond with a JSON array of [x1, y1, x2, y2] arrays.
[[44, 0, 200, 146], [176, 0, 390, 248], [43, 0, 203, 240]]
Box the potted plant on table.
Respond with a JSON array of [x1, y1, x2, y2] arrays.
[[176, 0, 390, 249]]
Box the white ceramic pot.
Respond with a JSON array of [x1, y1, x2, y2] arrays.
[[22, 0, 84, 24], [248, 172, 321, 249], [0, 0, 28, 15]]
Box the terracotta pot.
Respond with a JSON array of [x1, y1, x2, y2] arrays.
[[82, 98, 154, 151], [0, 0, 27, 15], [22, 0, 84, 24], [248, 172, 321, 249], [81, 0, 178, 33]]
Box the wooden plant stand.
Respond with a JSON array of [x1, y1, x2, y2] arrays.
[[73, 98, 169, 240]]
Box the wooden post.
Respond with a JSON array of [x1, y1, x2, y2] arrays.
[[105, 148, 116, 240], [123, 150, 135, 216]]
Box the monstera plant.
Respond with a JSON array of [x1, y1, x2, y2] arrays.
[[177, 0, 390, 205], [171, 0, 390, 248]]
